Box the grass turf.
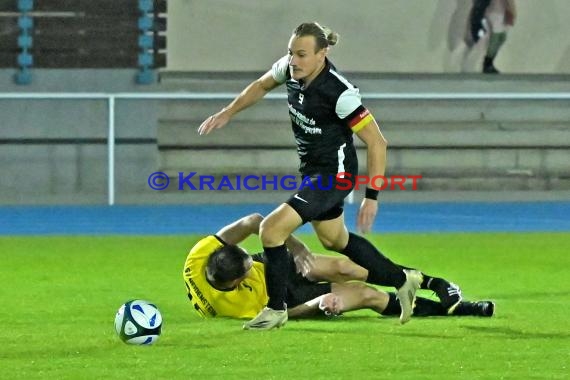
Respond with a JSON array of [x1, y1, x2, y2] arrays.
[[1, 233, 569, 379]]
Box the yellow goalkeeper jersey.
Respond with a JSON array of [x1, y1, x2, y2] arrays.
[[182, 235, 268, 319]]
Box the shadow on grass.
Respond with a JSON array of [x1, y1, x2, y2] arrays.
[[461, 325, 570, 340], [489, 290, 570, 300]]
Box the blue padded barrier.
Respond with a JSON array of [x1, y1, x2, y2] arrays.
[[137, 52, 153, 66], [17, 34, 33, 49], [15, 3, 34, 84], [138, 16, 153, 31], [136, 2, 156, 84], [138, 34, 153, 49], [17, 52, 33, 67], [17, 16, 33, 30], [138, 0, 153, 13], [17, 0, 33, 12]]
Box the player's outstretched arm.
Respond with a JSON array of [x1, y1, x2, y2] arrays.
[[285, 234, 315, 276], [288, 286, 385, 318], [215, 213, 264, 245], [288, 293, 343, 318], [197, 71, 281, 135], [216, 213, 313, 271]]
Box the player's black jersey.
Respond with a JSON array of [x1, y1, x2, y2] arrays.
[[271, 56, 374, 177]]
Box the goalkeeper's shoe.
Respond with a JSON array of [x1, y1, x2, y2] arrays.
[[434, 281, 463, 314], [243, 307, 288, 330], [396, 269, 423, 325]]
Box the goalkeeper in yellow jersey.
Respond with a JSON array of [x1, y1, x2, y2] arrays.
[[183, 214, 494, 325]]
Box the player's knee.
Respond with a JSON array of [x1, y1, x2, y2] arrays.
[[345, 283, 375, 306], [318, 235, 345, 251], [333, 259, 358, 282], [360, 285, 383, 307], [248, 213, 264, 226], [318, 237, 335, 250]]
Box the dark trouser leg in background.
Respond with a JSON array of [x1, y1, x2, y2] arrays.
[[483, 32, 507, 73]]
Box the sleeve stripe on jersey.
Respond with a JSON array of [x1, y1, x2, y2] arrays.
[[349, 109, 374, 133]]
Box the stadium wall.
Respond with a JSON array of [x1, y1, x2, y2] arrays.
[[166, 0, 570, 74], [0, 69, 160, 204], [2, 71, 569, 205], [1, 0, 570, 205]]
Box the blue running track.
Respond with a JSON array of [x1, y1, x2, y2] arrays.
[[0, 201, 569, 235]]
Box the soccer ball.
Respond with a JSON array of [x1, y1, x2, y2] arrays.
[[114, 300, 162, 345]]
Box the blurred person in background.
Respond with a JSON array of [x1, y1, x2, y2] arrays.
[[468, 0, 517, 73]]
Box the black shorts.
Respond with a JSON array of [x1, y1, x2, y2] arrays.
[[286, 174, 354, 224], [251, 253, 331, 309]]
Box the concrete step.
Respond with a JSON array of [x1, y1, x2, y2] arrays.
[[159, 147, 570, 177], [157, 99, 287, 122], [157, 98, 570, 123], [159, 72, 570, 93], [157, 120, 295, 147], [368, 99, 570, 123], [157, 120, 570, 148], [155, 73, 570, 192], [382, 121, 570, 147], [386, 148, 570, 175], [159, 149, 300, 174]]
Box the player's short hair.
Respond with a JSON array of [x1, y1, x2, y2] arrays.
[[206, 245, 250, 284], [293, 22, 339, 51]]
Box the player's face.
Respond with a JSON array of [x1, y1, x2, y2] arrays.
[[287, 35, 326, 83]]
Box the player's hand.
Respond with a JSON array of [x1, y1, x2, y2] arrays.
[[197, 110, 230, 135], [292, 247, 315, 277], [319, 293, 343, 316], [357, 198, 378, 234]]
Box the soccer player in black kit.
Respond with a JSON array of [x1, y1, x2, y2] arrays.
[[198, 22, 461, 329]]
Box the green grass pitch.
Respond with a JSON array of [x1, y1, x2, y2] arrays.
[[1, 232, 569, 379]]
